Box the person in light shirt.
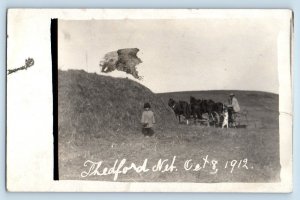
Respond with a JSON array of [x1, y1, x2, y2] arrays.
[[227, 93, 240, 127], [141, 102, 155, 137]]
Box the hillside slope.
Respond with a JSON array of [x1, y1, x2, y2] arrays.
[[58, 70, 176, 136]]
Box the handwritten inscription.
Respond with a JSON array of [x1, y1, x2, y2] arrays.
[[184, 155, 219, 174], [81, 156, 252, 181]]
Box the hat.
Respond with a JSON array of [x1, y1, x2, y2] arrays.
[[229, 93, 234, 96]]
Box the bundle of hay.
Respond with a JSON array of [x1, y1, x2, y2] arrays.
[[100, 48, 142, 80]]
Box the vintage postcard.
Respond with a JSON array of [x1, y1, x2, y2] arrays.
[[6, 9, 293, 192]]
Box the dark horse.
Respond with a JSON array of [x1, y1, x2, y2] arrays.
[[190, 96, 224, 126], [213, 102, 224, 114], [168, 98, 191, 124], [190, 96, 203, 120], [190, 96, 214, 118]]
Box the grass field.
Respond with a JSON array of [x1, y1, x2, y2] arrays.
[[58, 70, 280, 182]]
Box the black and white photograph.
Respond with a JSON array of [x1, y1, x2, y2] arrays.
[[58, 16, 285, 183], [6, 9, 293, 192]]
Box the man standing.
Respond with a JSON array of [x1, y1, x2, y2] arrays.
[[228, 93, 240, 127]]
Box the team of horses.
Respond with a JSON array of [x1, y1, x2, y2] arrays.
[[168, 97, 225, 126]]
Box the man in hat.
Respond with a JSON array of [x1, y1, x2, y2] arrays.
[[227, 93, 240, 127]]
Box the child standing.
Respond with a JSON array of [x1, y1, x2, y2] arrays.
[[141, 102, 155, 137]]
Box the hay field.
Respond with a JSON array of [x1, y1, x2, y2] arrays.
[[58, 70, 280, 182]]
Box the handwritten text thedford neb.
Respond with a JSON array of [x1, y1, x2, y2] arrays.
[[81, 156, 176, 181], [81, 156, 250, 181]]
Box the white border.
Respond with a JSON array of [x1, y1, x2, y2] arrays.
[[6, 9, 293, 192]]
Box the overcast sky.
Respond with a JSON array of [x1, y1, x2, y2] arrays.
[[58, 19, 280, 94]]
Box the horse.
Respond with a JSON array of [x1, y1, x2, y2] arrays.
[[200, 99, 215, 117], [168, 98, 191, 124], [190, 96, 225, 126], [190, 96, 203, 120], [213, 102, 224, 114]]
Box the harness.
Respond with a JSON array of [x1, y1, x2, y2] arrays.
[[172, 104, 176, 109]]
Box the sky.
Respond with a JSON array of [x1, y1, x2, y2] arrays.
[[58, 18, 281, 94]]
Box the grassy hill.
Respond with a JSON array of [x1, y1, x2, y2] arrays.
[[58, 70, 176, 137]]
